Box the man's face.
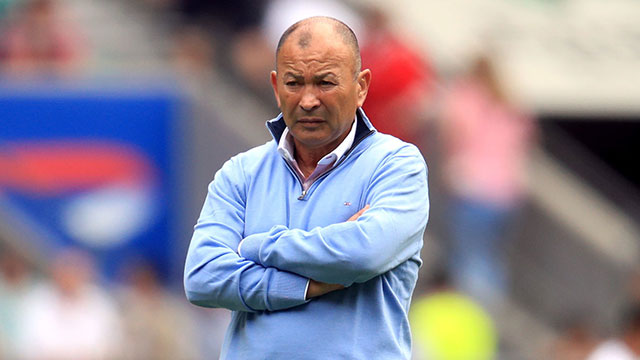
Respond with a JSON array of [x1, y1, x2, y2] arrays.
[[271, 26, 370, 153]]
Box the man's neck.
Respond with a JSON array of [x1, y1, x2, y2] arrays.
[[294, 143, 334, 178], [293, 130, 350, 178]]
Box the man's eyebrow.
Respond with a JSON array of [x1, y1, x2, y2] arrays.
[[282, 72, 303, 79], [313, 72, 338, 81], [315, 71, 336, 78], [281, 71, 338, 81]]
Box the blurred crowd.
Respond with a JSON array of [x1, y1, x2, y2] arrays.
[[0, 245, 229, 359], [1, 0, 639, 359]]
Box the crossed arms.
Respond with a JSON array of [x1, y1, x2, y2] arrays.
[[184, 145, 429, 312], [305, 206, 368, 298]]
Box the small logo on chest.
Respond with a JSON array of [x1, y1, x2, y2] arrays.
[[343, 201, 351, 206]]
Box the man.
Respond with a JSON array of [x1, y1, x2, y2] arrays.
[[184, 16, 429, 359]]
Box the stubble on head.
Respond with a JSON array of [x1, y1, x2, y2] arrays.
[[297, 31, 312, 49], [275, 16, 361, 77]]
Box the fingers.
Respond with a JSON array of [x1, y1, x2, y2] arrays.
[[306, 280, 345, 299], [347, 204, 370, 222]]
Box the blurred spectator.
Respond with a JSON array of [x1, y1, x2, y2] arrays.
[[359, 6, 435, 145], [626, 266, 640, 303], [16, 248, 123, 359], [0, 246, 37, 359], [191, 307, 231, 359], [410, 270, 497, 360], [439, 54, 536, 307], [170, 25, 215, 79], [117, 260, 199, 359], [586, 302, 640, 360], [228, 25, 273, 99], [550, 316, 599, 360], [0, 0, 86, 77], [178, 0, 267, 34], [173, 1, 271, 101]]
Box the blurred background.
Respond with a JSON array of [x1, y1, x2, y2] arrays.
[[0, 0, 639, 359]]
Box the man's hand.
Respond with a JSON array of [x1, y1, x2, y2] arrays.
[[306, 205, 371, 300], [306, 279, 344, 299], [347, 204, 370, 222]]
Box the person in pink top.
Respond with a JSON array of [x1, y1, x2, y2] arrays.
[[440, 54, 536, 307]]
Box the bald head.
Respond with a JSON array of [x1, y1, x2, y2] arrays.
[[275, 16, 361, 77]]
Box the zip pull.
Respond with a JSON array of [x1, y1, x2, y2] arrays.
[[298, 189, 307, 200]]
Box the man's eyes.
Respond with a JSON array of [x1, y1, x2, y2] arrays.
[[283, 80, 336, 87], [320, 80, 336, 86]]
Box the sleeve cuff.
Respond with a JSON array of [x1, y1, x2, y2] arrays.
[[304, 279, 310, 300], [238, 233, 262, 262], [269, 271, 311, 309], [237, 238, 245, 255]]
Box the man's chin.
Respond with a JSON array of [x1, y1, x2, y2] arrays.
[[295, 121, 327, 131], [291, 127, 326, 138], [291, 134, 332, 149]]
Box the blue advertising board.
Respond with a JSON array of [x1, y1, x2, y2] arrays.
[[0, 81, 183, 282]]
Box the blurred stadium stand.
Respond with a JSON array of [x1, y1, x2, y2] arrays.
[[2, 0, 639, 359]]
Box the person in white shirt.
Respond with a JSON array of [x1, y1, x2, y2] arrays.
[[587, 303, 640, 360], [16, 249, 122, 359]]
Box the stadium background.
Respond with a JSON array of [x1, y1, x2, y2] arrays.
[[1, 0, 639, 358]]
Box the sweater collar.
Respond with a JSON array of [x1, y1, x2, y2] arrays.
[[277, 116, 357, 165], [266, 107, 376, 147]]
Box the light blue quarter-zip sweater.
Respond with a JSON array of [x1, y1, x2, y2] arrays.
[[184, 108, 429, 360]]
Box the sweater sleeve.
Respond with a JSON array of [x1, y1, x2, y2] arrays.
[[184, 157, 309, 312], [239, 145, 429, 286]]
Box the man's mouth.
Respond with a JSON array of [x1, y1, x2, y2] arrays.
[[298, 117, 324, 124]]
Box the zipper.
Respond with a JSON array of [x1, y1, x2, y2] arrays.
[[295, 129, 375, 201], [282, 158, 306, 198]]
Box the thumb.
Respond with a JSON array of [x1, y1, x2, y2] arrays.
[[347, 204, 370, 222]]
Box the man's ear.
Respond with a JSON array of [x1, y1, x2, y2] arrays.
[[270, 71, 281, 108], [356, 69, 372, 107]]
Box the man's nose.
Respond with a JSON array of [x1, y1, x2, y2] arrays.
[[299, 86, 320, 111]]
